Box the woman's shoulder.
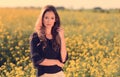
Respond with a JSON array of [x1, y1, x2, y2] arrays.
[[31, 32, 38, 38], [29, 32, 39, 41]]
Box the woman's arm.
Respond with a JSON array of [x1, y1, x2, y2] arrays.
[[39, 59, 64, 67], [60, 36, 67, 63], [57, 27, 67, 63]]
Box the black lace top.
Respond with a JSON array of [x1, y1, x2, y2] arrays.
[[30, 32, 68, 76]]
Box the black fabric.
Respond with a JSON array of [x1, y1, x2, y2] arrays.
[[30, 32, 68, 76]]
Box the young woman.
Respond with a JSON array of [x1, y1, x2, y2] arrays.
[[30, 5, 68, 77]]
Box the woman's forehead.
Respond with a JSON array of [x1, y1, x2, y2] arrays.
[[44, 11, 55, 16]]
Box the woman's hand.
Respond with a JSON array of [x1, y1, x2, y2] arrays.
[[56, 60, 64, 68], [57, 27, 64, 39]]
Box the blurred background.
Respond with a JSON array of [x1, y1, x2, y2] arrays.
[[0, 0, 120, 77], [0, 0, 120, 9]]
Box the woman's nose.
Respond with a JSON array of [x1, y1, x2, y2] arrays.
[[47, 19, 51, 22]]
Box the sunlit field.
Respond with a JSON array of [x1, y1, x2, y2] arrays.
[[0, 8, 120, 77]]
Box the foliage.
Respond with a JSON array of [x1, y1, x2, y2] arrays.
[[0, 8, 120, 77]]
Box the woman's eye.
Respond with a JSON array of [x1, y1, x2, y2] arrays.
[[51, 17, 54, 20], [45, 17, 48, 19]]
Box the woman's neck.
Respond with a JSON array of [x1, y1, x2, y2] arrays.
[[45, 28, 52, 35], [45, 28, 53, 39]]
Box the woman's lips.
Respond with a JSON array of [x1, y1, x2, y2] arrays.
[[46, 24, 51, 26]]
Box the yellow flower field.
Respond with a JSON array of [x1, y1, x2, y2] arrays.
[[0, 8, 120, 77]]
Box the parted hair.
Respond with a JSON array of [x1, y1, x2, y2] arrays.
[[35, 5, 61, 51]]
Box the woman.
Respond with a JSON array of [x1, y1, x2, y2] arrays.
[[30, 5, 68, 77]]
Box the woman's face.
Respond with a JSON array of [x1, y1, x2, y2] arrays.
[[43, 11, 55, 29]]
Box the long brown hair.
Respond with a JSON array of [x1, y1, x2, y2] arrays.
[[35, 5, 61, 51]]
